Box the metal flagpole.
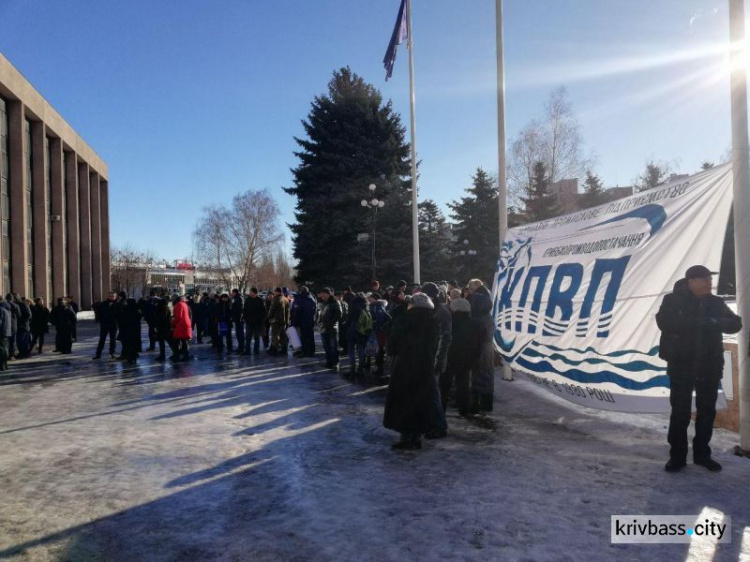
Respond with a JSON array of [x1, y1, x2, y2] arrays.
[[406, 0, 421, 284], [496, 0, 513, 381], [729, 0, 750, 454]]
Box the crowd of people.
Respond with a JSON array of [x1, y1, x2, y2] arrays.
[[0, 294, 79, 369], [84, 279, 497, 450], [0, 262, 738, 469]]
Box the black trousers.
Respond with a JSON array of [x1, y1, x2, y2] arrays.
[[96, 325, 118, 356], [439, 365, 472, 416], [157, 337, 177, 358], [245, 323, 263, 353], [147, 322, 156, 350], [31, 332, 46, 352], [299, 324, 315, 356], [216, 326, 233, 351], [667, 371, 720, 462]]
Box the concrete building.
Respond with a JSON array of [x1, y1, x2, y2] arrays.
[[549, 178, 580, 214], [0, 54, 109, 309]]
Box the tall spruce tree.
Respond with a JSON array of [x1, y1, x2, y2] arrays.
[[447, 168, 500, 284], [418, 199, 452, 282], [285, 68, 412, 289], [522, 161, 559, 222], [580, 170, 607, 209]]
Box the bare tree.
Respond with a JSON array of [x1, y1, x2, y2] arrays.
[[507, 120, 544, 209], [543, 86, 584, 183], [193, 189, 284, 292], [507, 87, 584, 207], [274, 251, 296, 289], [110, 244, 157, 298]]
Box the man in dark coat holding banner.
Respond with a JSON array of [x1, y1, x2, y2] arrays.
[[656, 265, 742, 473]]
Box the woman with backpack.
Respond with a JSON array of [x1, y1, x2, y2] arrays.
[[367, 292, 391, 383], [346, 293, 371, 380]]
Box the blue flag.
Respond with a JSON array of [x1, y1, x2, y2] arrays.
[[383, 0, 408, 81]]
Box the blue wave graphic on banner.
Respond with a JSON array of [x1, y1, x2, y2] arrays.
[[522, 347, 665, 373], [583, 204, 667, 238], [515, 357, 670, 390], [536, 342, 661, 358]]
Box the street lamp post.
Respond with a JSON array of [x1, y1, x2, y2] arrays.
[[361, 183, 385, 281]]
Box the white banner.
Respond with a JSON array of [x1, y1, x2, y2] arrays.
[[492, 164, 734, 412]]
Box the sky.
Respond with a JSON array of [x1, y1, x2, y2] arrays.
[[0, 0, 738, 261]]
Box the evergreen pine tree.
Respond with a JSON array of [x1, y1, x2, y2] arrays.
[[284, 68, 412, 288], [418, 199, 452, 282], [447, 168, 500, 284], [580, 170, 607, 209], [634, 161, 668, 192], [522, 161, 559, 222]]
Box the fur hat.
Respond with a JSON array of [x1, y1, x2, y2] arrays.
[[410, 293, 434, 310], [449, 298, 471, 313]]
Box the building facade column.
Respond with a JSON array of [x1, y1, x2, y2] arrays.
[[78, 162, 91, 310], [31, 121, 48, 302], [65, 151, 80, 304], [50, 138, 65, 301], [7, 100, 27, 296], [89, 171, 102, 303], [100, 180, 110, 293]]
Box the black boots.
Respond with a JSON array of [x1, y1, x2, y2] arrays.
[[665, 458, 686, 472], [471, 393, 494, 414], [392, 433, 422, 450]]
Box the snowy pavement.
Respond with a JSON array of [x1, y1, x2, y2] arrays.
[[0, 321, 748, 562]]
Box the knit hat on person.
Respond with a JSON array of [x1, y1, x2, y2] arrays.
[[449, 298, 471, 313], [320, 287, 333, 295], [422, 282, 439, 299], [410, 293, 434, 310]]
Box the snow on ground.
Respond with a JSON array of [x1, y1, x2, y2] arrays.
[[0, 321, 748, 562]]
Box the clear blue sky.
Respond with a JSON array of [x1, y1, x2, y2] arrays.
[[0, 0, 736, 260]]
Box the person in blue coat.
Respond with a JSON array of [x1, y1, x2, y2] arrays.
[[290, 286, 317, 357]]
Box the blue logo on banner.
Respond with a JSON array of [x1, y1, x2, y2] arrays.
[[584, 204, 667, 238]]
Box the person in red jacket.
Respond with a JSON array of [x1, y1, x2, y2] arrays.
[[171, 295, 193, 362]]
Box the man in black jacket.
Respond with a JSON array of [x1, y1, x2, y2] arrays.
[[656, 265, 742, 473], [243, 288, 266, 355], [94, 292, 120, 360]]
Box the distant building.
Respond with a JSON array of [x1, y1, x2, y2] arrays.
[[549, 178, 580, 214], [110, 259, 240, 299], [0, 54, 109, 308], [604, 186, 634, 201]]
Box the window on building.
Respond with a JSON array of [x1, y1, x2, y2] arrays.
[[24, 120, 33, 297], [46, 137, 52, 299], [62, 153, 67, 296], [0, 97, 9, 293]]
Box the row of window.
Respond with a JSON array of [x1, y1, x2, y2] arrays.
[[0, 95, 103, 301]]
